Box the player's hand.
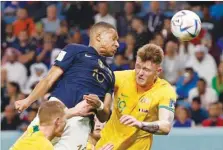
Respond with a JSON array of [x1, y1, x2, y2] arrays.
[[83, 94, 102, 109], [99, 144, 114, 150], [73, 100, 95, 117], [15, 99, 31, 113], [120, 115, 142, 128]]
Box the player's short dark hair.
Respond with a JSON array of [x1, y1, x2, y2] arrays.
[[137, 43, 164, 64], [90, 22, 116, 34], [192, 97, 201, 104]]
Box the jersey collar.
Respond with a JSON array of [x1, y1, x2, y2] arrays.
[[88, 46, 107, 62]]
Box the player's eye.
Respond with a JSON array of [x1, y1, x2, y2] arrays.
[[144, 68, 150, 72]]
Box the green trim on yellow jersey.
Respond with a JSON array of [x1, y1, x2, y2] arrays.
[[159, 105, 175, 113]]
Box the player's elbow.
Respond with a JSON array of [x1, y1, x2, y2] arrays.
[[163, 123, 172, 135]]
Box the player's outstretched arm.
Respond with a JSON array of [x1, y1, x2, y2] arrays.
[[120, 108, 174, 135], [96, 93, 112, 122], [140, 108, 174, 135], [65, 100, 95, 119], [15, 66, 63, 112]]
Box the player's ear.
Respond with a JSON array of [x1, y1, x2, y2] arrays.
[[96, 33, 101, 42], [55, 117, 60, 126], [156, 66, 162, 76]]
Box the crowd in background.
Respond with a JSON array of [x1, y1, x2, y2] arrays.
[[1, 1, 223, 131]]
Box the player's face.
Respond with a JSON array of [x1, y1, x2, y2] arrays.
[[53, 115, 66, 137], [99, 28, 119, 57], [92, 117, 105, 139], [135, 57, 162, 87]]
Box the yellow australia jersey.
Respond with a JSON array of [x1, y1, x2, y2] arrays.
[[86, 141, 95, 150], [96, 70, 177, 150], [10, 125, 54, 150]]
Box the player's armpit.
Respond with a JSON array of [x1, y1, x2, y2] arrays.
[[140, 108, 174, 135]]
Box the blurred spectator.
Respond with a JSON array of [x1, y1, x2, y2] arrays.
[[1, 105, 22, 130], [202, 102, 223, 127], [178, 42, 195, 69], [19, 108, 38, 131], [176, 67, 199, 99], [161, 18, 177, 42], [150, 32, 164, 49], [36, 40, 54, 68], [201, 6, 215, 34], [1, 82, 21, 112], [130, 17, 152, 58], [25, 63, 48, 94], [2, 24, 17, 49], [13, 8, 35, 37], [116, 2, 136, 38], [188, 78, 218, 110], [190, 97, 209, 125], [94, 2, 116, 28], [219, 93, 223, 104], [124, 33, 136, 61], [3, 2, 27, 24], [173, 106, 195, 127], [25, 1, 47, 22], [144, 2, 165, 33], [12, 30, 36, 74], [212, 61, 223, 95], [218, 102, 223, 118], [31, 22, 44, 48], [64, 2, 95, 30], [162, 41, 182, 85], [70, 30, 83, 44], [1, 48, 27, 90], [41, 5, 60, 33], [110, 54, 130, 71], [55, 21, 69, 49], [186, 44, 217, 86]]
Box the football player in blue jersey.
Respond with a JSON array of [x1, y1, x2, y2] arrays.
[[15, 22, 119, 150]]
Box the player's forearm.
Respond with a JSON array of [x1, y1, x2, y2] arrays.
[[140, 120, 171, 135], [65, 108, 80, 119], [96, 107, 111, 123], [26, 78, 52, 105]]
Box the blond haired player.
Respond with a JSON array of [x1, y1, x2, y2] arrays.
[[95, 44, 177, 150], [11, 101, 67, 150]]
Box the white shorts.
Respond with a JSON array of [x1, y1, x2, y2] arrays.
[[29, 97, 91, 150]]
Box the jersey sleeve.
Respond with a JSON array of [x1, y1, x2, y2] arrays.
[[158, 86, 177, 113], [54, 44, 79, 72]]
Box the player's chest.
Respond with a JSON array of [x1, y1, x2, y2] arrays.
[[115, 86, 161, 118], [75, 53, 114, 83]]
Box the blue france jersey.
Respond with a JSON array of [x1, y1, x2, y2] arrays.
[[50, 44, 115, 108]]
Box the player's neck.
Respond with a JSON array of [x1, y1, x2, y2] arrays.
[[137, 83, 153, 93], [137, 78, 157, 93], [89, 44, 106, 56], [39, 125, 54, 141]]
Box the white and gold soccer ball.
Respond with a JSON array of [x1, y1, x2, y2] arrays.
[[171, 10, 202, 41]]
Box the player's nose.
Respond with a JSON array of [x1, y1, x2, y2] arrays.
[[115, 41, 119, 48]]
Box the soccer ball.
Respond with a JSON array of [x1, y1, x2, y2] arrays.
[[171, 10, 202, 41]]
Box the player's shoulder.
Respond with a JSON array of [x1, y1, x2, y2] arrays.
[[63, 44, 89, 54], [157, 78, 176, 96], [114, 70, 135, 79]]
